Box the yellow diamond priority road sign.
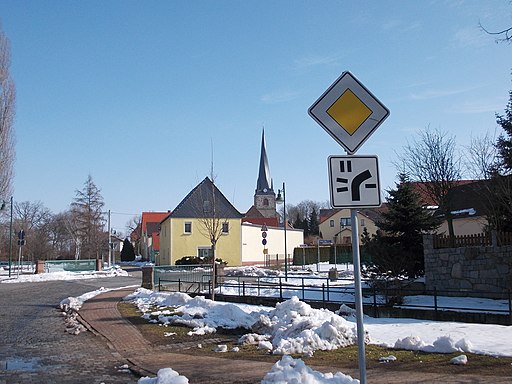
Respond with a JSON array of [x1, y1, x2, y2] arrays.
[[309, 71, 389, 154]]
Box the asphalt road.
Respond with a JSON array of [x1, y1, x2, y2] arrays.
[[0, 269, 142, 384]]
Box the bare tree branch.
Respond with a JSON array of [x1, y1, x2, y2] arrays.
[[395, 128, 462, 240], [479, 21, 512, 44]]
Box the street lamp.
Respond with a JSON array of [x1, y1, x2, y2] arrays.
[[276, 182, 288, 280], [1, 197, 13, 278]]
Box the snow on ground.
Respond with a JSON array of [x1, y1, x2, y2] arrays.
[[125, 288, 512, 358], [0, 265, 128, 283], [125, 264, 512, 383], [6, 263, 509, 383]]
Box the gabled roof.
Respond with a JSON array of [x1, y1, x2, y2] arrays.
[[141, 212, 169, 233], [410, 180, 476, 206], [245, 205, 265, 218], [171, 177, 243, 219], [442, 180, 490, 218]]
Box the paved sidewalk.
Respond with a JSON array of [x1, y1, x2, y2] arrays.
[[79, 288, 276, 383], [78, 289, 512, 384]]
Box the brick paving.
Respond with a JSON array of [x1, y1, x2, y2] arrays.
[[79, 288, 512, 384], [79, 289, 276, 382], [0, 278, 141, 384]]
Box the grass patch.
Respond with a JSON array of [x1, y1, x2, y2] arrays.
[[118, 301, 512, 377]]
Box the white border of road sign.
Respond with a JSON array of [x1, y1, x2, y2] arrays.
[[309, 71, 389, 154], [328, 155, 381, 208]]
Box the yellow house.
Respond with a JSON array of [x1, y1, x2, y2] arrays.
[[159, 177, 243, 266], [319, 208, 381, 244]]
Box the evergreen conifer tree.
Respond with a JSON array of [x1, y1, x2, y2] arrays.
[[365, 173, 442, 277], [120, 238, 136, 262], [496, 90, 512, 173], [489, 89, 512, 231], [308, 208, 319, 236]]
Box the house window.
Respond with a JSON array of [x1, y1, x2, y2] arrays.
[[330, 220, 335, 227], [340, 217, 351, 227], [342, 236, 351, 244], [222, 222, 229, 234], [360, 219, 365, 227], [198, 247, 212, 259], [263, 198, 269, 206], [184, 222, 192, 234]]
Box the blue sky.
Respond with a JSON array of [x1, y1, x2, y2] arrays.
[[1, 1, 511, 234]]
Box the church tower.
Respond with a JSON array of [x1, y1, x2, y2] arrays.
[[253, 129, 277, 218]]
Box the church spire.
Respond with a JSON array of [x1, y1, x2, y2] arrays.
[[256, 128, 273, 194]]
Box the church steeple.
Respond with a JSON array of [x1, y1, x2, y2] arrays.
[[256, 129, 273, 194], [252, 128, 278, 219]]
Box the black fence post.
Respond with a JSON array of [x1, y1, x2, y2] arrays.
[[279, 277, 283, 300], [327, 279, 330, 302], [178, 278, 181, 292], [243, 281, 246, 297], [508, 290, 511, 325], [373, 286, 378, 318], [302, 278, 305, 300], [434, 287, 438, 319], [322, 283, 325, 303], [158, 278, 161, 292]]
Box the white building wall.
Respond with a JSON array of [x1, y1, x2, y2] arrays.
[[241, 223, 304, 265]]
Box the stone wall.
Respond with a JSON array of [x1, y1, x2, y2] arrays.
[[423, 234, 512, 297]]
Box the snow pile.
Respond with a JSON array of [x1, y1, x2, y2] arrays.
[[225, 265, 278, 277], [100, 265, 130, 277], [137, 356, 361, 384], [59, 287, 109, 335], [450, 355, 468, 365], [262, 355, 359, 384], [378, 355, 397, 363], [126, 288, 265, 335], [60, 285, 138, 335], [124, 289, 512, 358], [138, 368, 189, 384], [126, 290, 358, 356], [251, 296, 359, 355], [393, 335, 473, 354]]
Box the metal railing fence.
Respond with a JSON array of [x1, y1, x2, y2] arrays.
[[44, 259, 96, 273], [157, 272, 512, 322], [155, 264, 213, 293]]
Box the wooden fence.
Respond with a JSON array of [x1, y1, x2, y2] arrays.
[[434, 232, 512, 248]]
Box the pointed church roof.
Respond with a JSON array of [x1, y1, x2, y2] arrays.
[[256, 129, 273, 194], [171, 177, 243, 219]]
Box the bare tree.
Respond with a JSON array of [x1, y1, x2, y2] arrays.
[[285, 200, 328, 223], [0, 24, 16, 199], [194, 177, 231, 302], [63, 210, 82, 260], [126, 215, 142, 255], [12, 201, 52, 262], [396, 128, 462, 241], [70, 175, 106, 260], [46, 211, 76, 259], [465, 131, 499, 180]]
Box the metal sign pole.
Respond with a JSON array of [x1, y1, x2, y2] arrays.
[[350, 208, 367, 384], [308, 70, 389, 384]]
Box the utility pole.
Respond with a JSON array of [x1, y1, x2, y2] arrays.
[[107, 210, 111, 267]]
